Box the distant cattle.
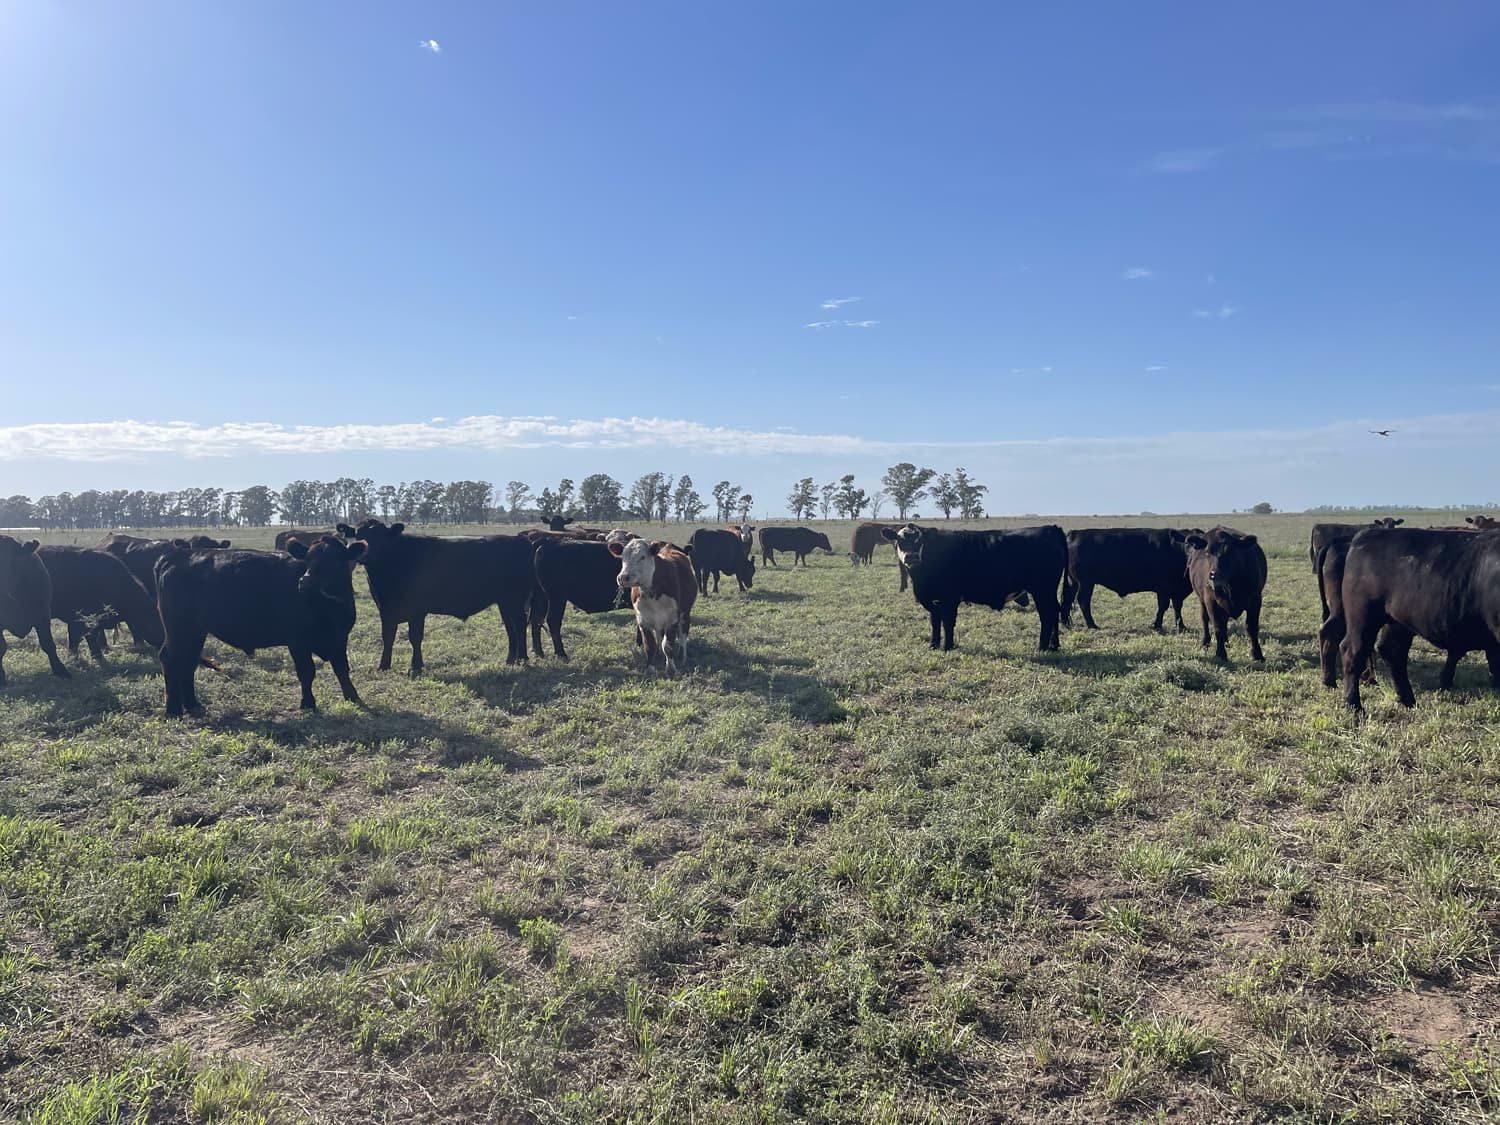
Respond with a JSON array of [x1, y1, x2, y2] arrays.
[[850, 521, 910, 591], [689, 529, 756, 594], [759, 527, 833, 567], [353, 520, 536, 674], [1307, 518, 1403, 573], [531, 538, 629, 660], [1337, 527, 1500, 714], [610, 538, 696, 674], [881, 523, 1064, 652], [156, 536, 367, 716], [0, 536, 70, 687], [1184, 528, 1266, 662], [37, 545, 165, 660], [1061, 528, 1195, 633]]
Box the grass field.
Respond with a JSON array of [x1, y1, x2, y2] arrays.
[[3, 513, 1498, 1123]]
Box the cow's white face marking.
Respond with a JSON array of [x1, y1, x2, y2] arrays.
[[616, 539, 657, 589], [892, 525, 924, 570]]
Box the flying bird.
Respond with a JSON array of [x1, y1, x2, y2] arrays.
[[1369, 429, 1394, 437]]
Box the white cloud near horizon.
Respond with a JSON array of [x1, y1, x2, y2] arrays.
[[419, 39, 441, 52], [806, 319, 878, 329], [1193, 304, 1237, 319], [1121, 268, 1154, 280], [820, 297, 860, 310]]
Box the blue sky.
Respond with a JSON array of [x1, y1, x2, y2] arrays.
[[3, 1, 1499, 513]]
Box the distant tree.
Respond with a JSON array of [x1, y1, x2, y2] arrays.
[[711, 481, 742, 523], [954, 468, 987, 519], [407, 480, 445, 523], [0, 495, 34, 526], [787, 477, 817, 520], [673, 475, 704, 521], [555, 478, 576, 515], [819, 482, 837, 519], [579, 474, 624, 521], [930, 473, 958, 519], [445, 480, 493, 523], [736, 493, 754, 522], [504, 481, 532, 521], [237, 485, 278, 526], [536, 486, 559, 522], [629, 472, 668, 521], [375, 484, 398, 519], [834, 475, 868, 519], [1251, 501, 1274, 515], [869, 490, 887, 519], [881, 463, 935, 520], [653, 475, 674, 522]]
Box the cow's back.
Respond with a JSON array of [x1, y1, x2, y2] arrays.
[[534, 539, 621, 614], [158, 549, 309, 651]]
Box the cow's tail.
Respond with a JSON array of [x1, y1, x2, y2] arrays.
[[1314, 542, 1333, 621], [1059, 567, 1077, 626]]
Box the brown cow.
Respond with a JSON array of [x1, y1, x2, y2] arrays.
[[1467, 515, 1500, 531], [609, 538, 696, 674], [849, 521, 910, 591]]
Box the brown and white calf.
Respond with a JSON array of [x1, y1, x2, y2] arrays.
[[609, 538, 696, 674]]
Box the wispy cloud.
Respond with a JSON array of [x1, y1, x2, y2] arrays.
[[819, 297, 860, 310], [1193, 305, 1237, 319], [418, 39, 441, 53], [1145, 365, 1169, 372], [845, 320, 878, 328], [806, 319, 878, 329], [1121, 268, 1155, 280], [1144, 147, 1225, 174]]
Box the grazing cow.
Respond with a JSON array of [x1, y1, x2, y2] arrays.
[[850, 521, 910, 591], [689, 529, 756, 593], [880, 523, 1064, 652], [1338, 527, 1500, 714], [353, 520, 535, 674], [759, 527, 833, 567], [156, 537, 367, 716], [1060, 528, 1195, 633], [609, 538, 696, 674], [0, 536, 70, 686], [1184, 528, 1266, 662], [37, 546, 165, 659], [1308, 518, 1403, 573], [530, 538, 630, 660], [1467, 515, 1500, 531]]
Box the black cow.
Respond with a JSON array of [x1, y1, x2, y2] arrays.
[[542, 515, 575, 532], [1338, 527, 1500, 714], [1184, 528, 1266, 663], [1060, 528, 1195, 632], [530, 538, 630, 660], [156, 537, 366, 716], [689, 529, 756, 594], [759, 527, 833, 567], [353, 519, 535, 674], [0, 536, 70, 687], [1308, 518, 1403, 575], [1314, 537, 1382, 690], [94, 533, 231, 648], [37, 546, 165, 659], [880, 523, 1064, 652]]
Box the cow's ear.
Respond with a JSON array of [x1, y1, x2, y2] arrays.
[[171, 538, 191, 548], [1185, 535, 1208, 551], [390, 523, 405, 535], [285, 538, 309, 559], [1242, 534, 1258, 546], [344, 541, 366, 562], [22, 539, 39, 553], [681, 543, 693, 555], [219, 539, 231, 548], [880, 527, 898, 541], [1168, 530, 1186, 543], [607, 540, 625, 558], [1392, 518, 1404, 526], [648, 541, 664, 555]]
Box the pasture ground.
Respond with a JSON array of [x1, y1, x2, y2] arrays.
[[2, 514, 1498, 1123]]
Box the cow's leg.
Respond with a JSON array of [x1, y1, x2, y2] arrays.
[[1245, 599, 1265, 662], [1172, 595, 1186, 633], [529, 593, 547, 658], [290, 646, 319, 710], [1033, 586, 1061, 651], [695, 567, 707, 595], [1211, 604, 1230, 662], [167, 630, 206, 715], [661, 626, 679, 674], [1152, 592, 1169, 633], [499, 602, 528, 665], [899, 563, 909, 593], [83, 624, 108, 663], [927, 605, 942, 650], [1485, 642, 1500, 689], [32, 619, 71, 680], [408, 615, 427, 677], [0, 633, 7, 688], [1078, 582, 1099, 630], [1318, 612, 1345, 688], [942, 604, 959, 651], [378, 617, 397, 672], [1440, 648, 1463, 690], [1199, 597, 1212, 649], [712, 571, 721, 593], [1340, 604, 1383, 714], [547, 599, 569, 661], [1376, 626, 1416, 707], [328, 645, 362, 705], [640, 626, 658, 667], [65, 620, 84, 656]]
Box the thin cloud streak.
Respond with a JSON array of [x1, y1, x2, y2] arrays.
[[1121, 268, 1154, 280], [1193, 305, 1237, 319], [820, 297, 860, 310]]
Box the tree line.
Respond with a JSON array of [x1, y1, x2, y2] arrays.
[[0, 464, 990, 530]]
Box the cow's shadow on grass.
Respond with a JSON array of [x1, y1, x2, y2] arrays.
[[742, 589, 809, 604], [688, 640, 847, 723]]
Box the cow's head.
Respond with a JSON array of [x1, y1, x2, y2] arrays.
[[336, 523, 358, 539], [604, 528, 639, 548], [880, 522, 926, 569], [814, 532, 833, 553], [610, 536, 665, 589], [1372, 517, 1404, 530], [350, 519, 405, 556], [736, 552, 756, 588], [288, 535, 366, 601], [545, 514, 574, 532], [1186, 530, 1258, 602], [187, 535, 230, 549], [1466, 515, 1500, 531]]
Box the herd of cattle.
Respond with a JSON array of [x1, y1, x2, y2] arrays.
[[1, 512, 1498, 720]]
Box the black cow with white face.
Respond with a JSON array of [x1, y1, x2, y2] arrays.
[[880, 523, 1064, 652]]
